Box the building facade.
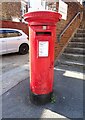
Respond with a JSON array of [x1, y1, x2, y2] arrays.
[[0, 0, 28, 22]]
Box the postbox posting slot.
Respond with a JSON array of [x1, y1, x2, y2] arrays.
[[36, 32, 51, 36]]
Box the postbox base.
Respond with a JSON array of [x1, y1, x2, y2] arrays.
[[30, 91, 53, 105]]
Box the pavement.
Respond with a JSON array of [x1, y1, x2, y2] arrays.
[[0, 53, 29, 95], [1, 65, 84, 119], [1, 64, 29, 95]]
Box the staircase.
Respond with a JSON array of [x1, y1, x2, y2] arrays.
[[55, 27, 85, 74]]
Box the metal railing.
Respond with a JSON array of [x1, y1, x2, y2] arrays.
[[58, 11, 82, 42]]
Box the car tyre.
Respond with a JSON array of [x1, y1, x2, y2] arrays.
[[19, 44, 29, 55]]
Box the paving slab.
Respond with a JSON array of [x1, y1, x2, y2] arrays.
[[2, 69, 83, 119], [0, 64, 29, 96]]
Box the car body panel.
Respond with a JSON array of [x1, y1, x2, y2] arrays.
[[0, 28, 29, 55], [0, 38, 7, 54]]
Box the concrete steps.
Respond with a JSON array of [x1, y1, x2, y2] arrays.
[[55, 28, 85, 74]]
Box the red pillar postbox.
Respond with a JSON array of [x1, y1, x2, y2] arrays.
[[24, 11, 62, 104]]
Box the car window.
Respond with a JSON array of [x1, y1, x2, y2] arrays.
[[0, 32, 3, 38], [6, 30, 22, 38], [0, 30, 7, 38], [0, 30, 22, 38]]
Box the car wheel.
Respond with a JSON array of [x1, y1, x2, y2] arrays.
[[19, 44, 29, 55]]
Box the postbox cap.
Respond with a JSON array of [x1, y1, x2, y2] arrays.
[[24, 11, 62, 25]]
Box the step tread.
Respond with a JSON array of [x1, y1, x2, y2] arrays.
[[62, 53, 85, 57], [76, 33, 85, 34], [58, 60, 85, 66], [69, 42, 85, 44], [58, 56, 84, 64], [65, 47, 85, 50], [54, 66, 84, 73], [64, 47, 85, 54], [78, 28, 85, 30], [73, 37, 85, 39], [54, 62, 84, 73]]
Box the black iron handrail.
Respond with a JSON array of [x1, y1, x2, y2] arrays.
[[58, 11, 82, 42]]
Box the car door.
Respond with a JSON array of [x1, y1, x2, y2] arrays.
[[0, 30, 7, 54], [6, 30, 21, 53]]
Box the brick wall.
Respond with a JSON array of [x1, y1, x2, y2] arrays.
[[54, 2, 83, 60], [0, 20, 29, 36], [0, 2, 21, 21]]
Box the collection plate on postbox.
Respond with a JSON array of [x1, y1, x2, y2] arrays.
[[38, 41, 49, 57]]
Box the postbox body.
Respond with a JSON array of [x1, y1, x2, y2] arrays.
[[24, 11, 61, 104], [29, 25, 56, 95]]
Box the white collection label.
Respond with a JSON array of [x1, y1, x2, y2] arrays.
[[39, 41, 49, 57]]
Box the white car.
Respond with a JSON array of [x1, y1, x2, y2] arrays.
[[0, 28, 29, 55]]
